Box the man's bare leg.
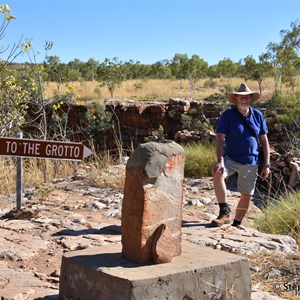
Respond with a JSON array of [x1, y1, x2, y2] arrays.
[[235, 194, 251, 221], [213, 172, 227, 203], [211, 172, 231, 227], [232, 194, 251, 227]]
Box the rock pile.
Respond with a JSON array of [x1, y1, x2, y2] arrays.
[[268, 151, 300, 190]]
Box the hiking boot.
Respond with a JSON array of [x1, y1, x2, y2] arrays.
[[232, 219, 242, 228], [211, 214, 231, 227], [211, 203, 231, 227]]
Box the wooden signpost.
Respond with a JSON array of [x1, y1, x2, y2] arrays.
[[0, 135, 92, 210]]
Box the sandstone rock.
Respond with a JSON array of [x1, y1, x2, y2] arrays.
[[121, 141, 185, 263]]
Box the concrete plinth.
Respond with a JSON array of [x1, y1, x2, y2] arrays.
[[59, 242, 251, 300]]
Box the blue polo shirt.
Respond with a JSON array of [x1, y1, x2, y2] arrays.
[[216, 107, 268, 165]]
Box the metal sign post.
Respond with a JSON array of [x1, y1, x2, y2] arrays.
[[16, 132, 23, 211]]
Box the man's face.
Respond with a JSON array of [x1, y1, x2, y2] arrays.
[[236, 95, 251, 110]]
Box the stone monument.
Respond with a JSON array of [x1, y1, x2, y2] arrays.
[[121, 140, 185, 264]]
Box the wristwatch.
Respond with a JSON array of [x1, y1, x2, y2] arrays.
[[264, 163, 271, 168]]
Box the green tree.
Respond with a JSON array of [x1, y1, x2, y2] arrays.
[[44, 55, 79, 83], [169, 53, 189, 83], [43, 55, 61, 82], [96, 57, 125, 98], [22, 41, 55, 143], [23, 42, 82, 182], [67, 58, 84, 81], [242, 55, 273, 94], [266, 20, 300, 91], [187, 54, 208, 91], [216, 58, 239, 78], [133, 62, 151, 79], [85, 58, 99, 81], [150, 60, 172, 79], [207, 65, 219, 78], [122, 60, 152, 79], [134, 63, 152, 79]]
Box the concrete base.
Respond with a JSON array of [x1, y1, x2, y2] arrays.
[[59, 241, 251, 300]]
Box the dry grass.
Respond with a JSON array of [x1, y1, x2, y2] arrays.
[[253, 191, 300, 244], [250, 251, 300, 299], [0, 150, 125, 209], [85, 163, 125, 190], [83, 151, 125, 189], [0, 157, 82, 208], [0, 158, 16, 196], [43, 77, 287, 102]]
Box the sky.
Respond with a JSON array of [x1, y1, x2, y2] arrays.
[[3, 0, 300, 66]]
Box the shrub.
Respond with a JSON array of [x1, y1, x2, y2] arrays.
[[203, 78, 217, 89], [266, 91, 300, 122], [253, 190, 300, 244], [86, 101, 114, 135], [144, 125, 167, 142], [180, 114, 210, 133], [220, 83, 234, 96], [133, 82, 143, 91], [184, 142, 215, 177]]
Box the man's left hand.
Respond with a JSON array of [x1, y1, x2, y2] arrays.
[[260, 166, 271, 180]]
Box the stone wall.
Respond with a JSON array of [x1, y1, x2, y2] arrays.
[[25, 98, 294, 152], [101, 98, 289, 151]]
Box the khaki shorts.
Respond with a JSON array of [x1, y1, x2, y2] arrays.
[[224, 156, 258, 196]]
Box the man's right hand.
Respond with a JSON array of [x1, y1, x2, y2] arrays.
[[212, 163, 224, 176]]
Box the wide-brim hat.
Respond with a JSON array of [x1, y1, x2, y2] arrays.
[[227, 83, 260, 103]]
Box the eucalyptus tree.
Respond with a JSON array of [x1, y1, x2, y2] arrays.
[[43, 55, 62, 82], [123, 60, 153, 80], [85, 58, 99, 81], [187, 54, 208, 91], [121, 60, 151, 80], [169, 53, 189, 84], [242, 55, 273, 94], [207, 65, 219, 78], [67, 58, 84, 80], [150, 60, 172, 79], [265, 20, 300, 91], [96, 57, 126, 98], [131, 62, 152, 79], [66, 58, 98, 81], [217, 58, 239, 78]]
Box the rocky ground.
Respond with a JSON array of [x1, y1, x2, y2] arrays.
[[0, 164, 299, 300]]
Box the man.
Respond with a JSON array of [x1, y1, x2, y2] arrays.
[[211, 83, 270, 228]]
